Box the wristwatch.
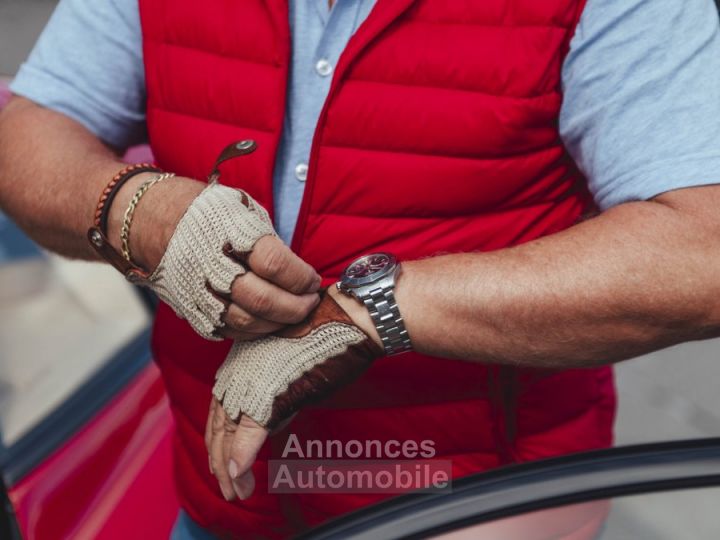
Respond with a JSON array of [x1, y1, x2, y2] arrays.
[[336, 253, 412, 356]]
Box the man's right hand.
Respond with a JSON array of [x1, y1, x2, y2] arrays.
[[107, 174, 321, 341]]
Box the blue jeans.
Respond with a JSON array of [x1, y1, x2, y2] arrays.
[[170, 509, 219, 540]]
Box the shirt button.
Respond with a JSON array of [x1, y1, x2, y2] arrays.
[[315, 58, 333, 77], [294, 163, 309, 182]]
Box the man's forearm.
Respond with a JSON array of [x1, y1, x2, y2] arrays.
[[397, 188, 720, 367], [337, 186, 720, 368], [0, 96, 128, 259], [0, 97, 206, 269]]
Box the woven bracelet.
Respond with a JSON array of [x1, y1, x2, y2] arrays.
[[94, 163, 162, 235]]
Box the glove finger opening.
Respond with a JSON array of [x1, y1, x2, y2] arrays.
[[206, 251, 246, 296]]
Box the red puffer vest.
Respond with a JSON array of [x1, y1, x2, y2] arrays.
[[140, 1, 616, 537]]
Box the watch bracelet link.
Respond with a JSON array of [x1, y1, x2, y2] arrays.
[[361, 285, 412, 356]]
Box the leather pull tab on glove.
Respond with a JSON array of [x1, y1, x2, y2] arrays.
[[212, 289, 384, 430]]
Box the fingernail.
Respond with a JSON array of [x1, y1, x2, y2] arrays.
[[234, 471, 256, 500], [234, 483, 249, 500], [228, 459, 239, 479], [220, 484, 234, 501]]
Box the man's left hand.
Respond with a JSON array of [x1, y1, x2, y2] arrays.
[[205, 287, 383, 500], [205, 395, 267, 501]]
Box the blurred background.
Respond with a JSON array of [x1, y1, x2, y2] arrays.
[[1, 0, 151, 451], [1, 1, 719, 539]]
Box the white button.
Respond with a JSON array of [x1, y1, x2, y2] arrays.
[[315, 58, 333, 77], [294, 163, 309, 182]]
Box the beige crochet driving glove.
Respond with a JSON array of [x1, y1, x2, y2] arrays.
[[212, 290, 385, 429], [137, 183, 275, 339]]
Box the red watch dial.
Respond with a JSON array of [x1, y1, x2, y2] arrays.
[[346, 254, 391, 279]]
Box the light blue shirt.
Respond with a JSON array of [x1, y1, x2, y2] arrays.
[[11, 0, 720, 245]]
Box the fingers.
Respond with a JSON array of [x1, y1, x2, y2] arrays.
[[206, 399, 267, 501], [232, 467, 256, 502], [222, 423, 242, 498], [209, 402, 238, 501], [205, 397, 217, 473], [219, 303, 285, 340], [229, 271, 320, 325], [227, 415, 268, 500], [248, 236, 321, 295]]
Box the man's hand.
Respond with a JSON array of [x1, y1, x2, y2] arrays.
[[205, 395, 267, 501], [385, 186, 720, 368], [107, 175, 321, 340], [206, 289, 383, 499]]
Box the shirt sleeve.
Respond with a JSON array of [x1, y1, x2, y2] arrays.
[[9, 0, 146, 149], [559, 0, 720, 209]]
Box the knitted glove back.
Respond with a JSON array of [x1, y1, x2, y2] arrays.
[[138, 183, 275, 339], [212, 290, 384, 429]]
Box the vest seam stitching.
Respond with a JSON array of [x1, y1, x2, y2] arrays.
[[405, 19, 571, 31], [303, 201, 571, 220], [151, 106, 277, 134], [146, 38, 280, 69], [320, 142, 561, 162], [344, 77, 560, 101]]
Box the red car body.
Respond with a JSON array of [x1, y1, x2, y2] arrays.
[[6, 364, 179, 540]]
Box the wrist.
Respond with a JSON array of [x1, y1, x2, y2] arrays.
[[106, 171, 156, 255], [107, 173, 205, 271], [328, 285, 384, 350]]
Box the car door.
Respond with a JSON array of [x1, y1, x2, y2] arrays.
[[300, 437, 720, 539]]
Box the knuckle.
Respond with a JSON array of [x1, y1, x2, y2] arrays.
[[260, 243, 289, 278], [247, 288, 272, 315], [288, 266, 316, 294], [212, 412, 225, 432], [229, 273, 250, 301], [224, 416, 238, 432], [302, 266, 319, 288]]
